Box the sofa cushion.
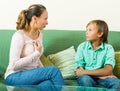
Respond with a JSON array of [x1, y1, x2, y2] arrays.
[[113, 52, 120, 78], [47, 46, 76, 80], [40, 55, 54, 66]]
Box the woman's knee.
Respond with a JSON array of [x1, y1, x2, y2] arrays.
[[49, 66, 59, 72], [38, 80, 52, 86]]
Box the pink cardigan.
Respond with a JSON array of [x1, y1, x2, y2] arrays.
[[5, 30, 43, 79]]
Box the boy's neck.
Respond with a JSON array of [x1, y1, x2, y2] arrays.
[[91, 40, 102, 50]]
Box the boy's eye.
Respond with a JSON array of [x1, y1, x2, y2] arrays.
[[86, 29, 92, 32]]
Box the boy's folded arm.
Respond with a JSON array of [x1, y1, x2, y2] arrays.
[[84, 64, 113, 77]]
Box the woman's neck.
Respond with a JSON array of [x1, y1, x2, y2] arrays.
[[24, 29, 39, 40]]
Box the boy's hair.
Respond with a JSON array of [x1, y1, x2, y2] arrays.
[[86, 20, 109, 43]]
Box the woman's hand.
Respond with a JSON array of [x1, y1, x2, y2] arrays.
[[33, 41, 42, 52]]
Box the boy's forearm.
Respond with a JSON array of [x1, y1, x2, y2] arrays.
[[84, 64, 113, 77]]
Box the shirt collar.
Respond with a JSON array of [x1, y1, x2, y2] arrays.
[[87, 41, 104, 50]]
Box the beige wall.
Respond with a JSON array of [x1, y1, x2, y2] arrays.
[[0, 0, 120, 31]]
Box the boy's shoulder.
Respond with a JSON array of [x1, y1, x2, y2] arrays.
[[79, 41, 89, 46], [77, 41, 89, 49], [104, 43, 114, 49]]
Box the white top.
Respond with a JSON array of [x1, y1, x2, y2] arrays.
[[5, 30, 44, 79]]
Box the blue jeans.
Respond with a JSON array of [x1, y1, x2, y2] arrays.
[[5, 66, 65, 87], [77, 75, 120, 89]]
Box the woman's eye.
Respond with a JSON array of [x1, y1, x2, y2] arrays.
[[45, 17, 48, 20], [89, 29, 92, 31]]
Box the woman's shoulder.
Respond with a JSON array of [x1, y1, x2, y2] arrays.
[[14, 30, 24, 35], [13, 30, 24, 36], [12, 30, 24, 40]]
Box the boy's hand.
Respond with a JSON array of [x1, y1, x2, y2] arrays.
[[74, 67, 85, 77]]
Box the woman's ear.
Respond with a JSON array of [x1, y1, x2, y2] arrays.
[[31, 15, 37, 23]]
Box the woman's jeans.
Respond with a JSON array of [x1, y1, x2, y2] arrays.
[[77, 75, 120, 89], [5, 66, 65, 87]]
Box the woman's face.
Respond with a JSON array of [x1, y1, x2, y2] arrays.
[[36, 10, 48, 30]]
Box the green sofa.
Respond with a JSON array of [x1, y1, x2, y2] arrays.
[[0, 29, 120, 86]]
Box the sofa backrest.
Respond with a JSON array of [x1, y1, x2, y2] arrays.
[[0, 29, 120, 77], [42, 30, 120, 56], [0, 30, 15, 77], [42, 30, 86, 56]]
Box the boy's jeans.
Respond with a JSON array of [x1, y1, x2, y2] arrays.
[[77, 75, 120, 89], [5, 66, 65, 86]]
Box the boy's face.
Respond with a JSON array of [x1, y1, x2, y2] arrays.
[[86, 23, 103, 42]]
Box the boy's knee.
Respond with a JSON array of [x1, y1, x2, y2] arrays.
[[78, 75, 96, 84], [78, 75, 91, 80], [77, 75, 96, 87]]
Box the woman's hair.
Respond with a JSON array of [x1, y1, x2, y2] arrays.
[[86, 20, 109, 43], [16, 4, 46, 31]]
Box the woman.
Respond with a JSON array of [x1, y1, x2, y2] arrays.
[[5, 4, 65, 87]]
